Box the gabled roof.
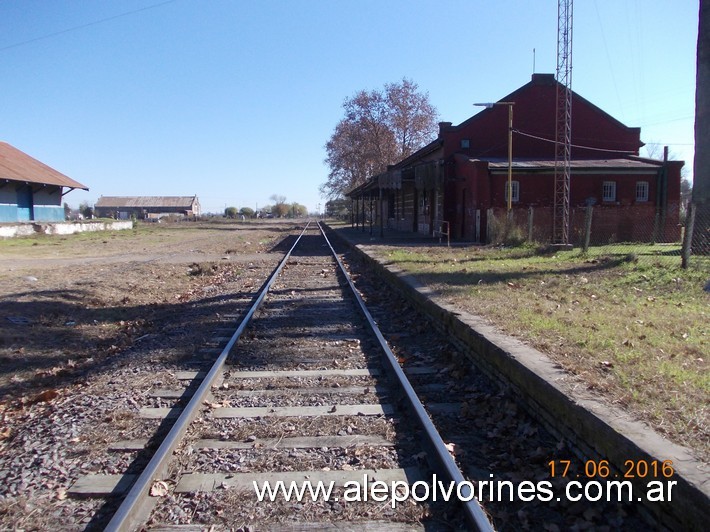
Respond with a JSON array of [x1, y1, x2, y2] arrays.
[[0, 142, 88, 190], [95, 196, 198, 209], [458, 74, 635, 133], [450, 74, 642, 158]]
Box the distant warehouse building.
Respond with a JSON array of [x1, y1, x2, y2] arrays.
[[0, 141, 88, 222], [94, 196, 201, 220]]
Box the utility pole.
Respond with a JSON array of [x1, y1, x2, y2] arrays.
[[691, 0, 710, 257], [474, 102, 515, 213]]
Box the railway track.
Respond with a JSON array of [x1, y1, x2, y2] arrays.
[[68, 222, 487, 530], [68, 222, 652, 530]]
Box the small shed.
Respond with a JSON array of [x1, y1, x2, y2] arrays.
[[0, 142, 88, 222], [94, 196, 201, 219]]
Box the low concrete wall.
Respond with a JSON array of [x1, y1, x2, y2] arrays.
[[329, 227, 708, 531], [0, 220, 133, 238]]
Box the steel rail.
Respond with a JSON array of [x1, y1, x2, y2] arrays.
[[318, 222, 493, 532], [104, 222, 313, 532]]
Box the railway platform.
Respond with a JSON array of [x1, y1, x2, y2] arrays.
[[326, 220, 710, 532]]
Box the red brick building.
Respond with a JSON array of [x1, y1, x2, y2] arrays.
[[349, 74, 683, 244]]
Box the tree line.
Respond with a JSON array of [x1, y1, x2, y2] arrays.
[[224, 194, 308, 219]]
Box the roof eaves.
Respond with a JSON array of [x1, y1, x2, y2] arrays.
[[0, 142, 89, 190]]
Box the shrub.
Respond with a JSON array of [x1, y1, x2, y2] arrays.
[[488, 212, 526, 246]]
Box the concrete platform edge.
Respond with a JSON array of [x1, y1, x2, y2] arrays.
[[329, 226, 709, 530]]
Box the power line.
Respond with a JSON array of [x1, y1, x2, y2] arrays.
[[644, 142, 695, 147], [0, 0, 180, 53], [636, 115, 695, 127], [515, 128, 637, 154], [593, 0, 623, 119]]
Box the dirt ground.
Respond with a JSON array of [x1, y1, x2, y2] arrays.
[[0, 219, 296, 529], [0, 220, 296, 401]]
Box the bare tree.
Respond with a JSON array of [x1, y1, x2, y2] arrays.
[[321, 78, 438, 200], [385, 78, 438, 158], [289, 202, 308, 217], [321, 119, 382, 199], [642, 143, 691, 181], [344, 89, 397, 166], [270, 194, 289, 217], [681, 177, 693, 208]]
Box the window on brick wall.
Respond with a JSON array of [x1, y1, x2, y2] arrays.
[[504, 180, 520, 203], [460, 139, 470, 149], [635, 181, 649, 202], [602, 181, 616, 202]]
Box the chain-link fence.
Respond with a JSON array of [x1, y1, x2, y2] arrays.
[[682, 201, 710, 269], [486, 203, 709, 271]]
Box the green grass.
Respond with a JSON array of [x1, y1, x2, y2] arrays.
[[380, 243, 709, 459]]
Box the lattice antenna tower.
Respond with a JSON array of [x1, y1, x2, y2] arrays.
[[553, 0, 573, 245]]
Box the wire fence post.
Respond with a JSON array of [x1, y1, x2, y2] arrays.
[[582, 205, 594, 253], [527, 206, 534, 242], [486, 208, 493, 243]]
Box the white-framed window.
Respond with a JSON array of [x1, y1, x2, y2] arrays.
[[504, 180, 520, 203], [635, 181, 649, 202], [460, 139, 470, 149], [602, 181, 616, 202]]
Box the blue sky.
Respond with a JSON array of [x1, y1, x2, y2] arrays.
[[0, 0, 698, 214]]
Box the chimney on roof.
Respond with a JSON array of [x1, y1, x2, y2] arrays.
[[532, 73, 556, 84], [438, 122, 452, 137]]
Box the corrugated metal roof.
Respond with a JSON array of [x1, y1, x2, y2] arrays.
[[481, 157, 662, 171], [95, 196, 198, 208], [0, 142, 89, 190]]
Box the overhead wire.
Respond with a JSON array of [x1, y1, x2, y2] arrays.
[[513, 128, 692, 157], [0, 0, 180, 53], [593, 0, 623, 118], [512, 128, 636, 154]]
